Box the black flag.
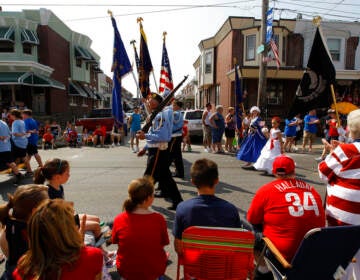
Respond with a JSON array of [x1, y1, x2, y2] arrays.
[[287, 27, 336, 118]]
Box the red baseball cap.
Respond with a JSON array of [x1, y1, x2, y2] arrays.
[[272, 155, 295, 175]]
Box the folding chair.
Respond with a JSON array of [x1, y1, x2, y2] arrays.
[[263, 225, 360, 280], [177, 226, 255, 280]]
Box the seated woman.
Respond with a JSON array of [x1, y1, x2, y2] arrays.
[[111, 177, 169, 280], [0, 184, 49, 279], [13, 199, 103, 279]]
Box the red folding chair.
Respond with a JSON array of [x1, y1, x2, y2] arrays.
[[177, 226, 255, 280]]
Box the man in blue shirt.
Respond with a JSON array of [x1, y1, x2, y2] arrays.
[[129, 106, 141, 152], [302, 109, 320, 152], [0, 120, 23, 184], [22, 109, 43, 176], [168, 99, 185, 178], [137, 93, 183, 210], [173, 158, 244, 254]]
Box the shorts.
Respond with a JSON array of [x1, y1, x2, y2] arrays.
[[225, 127, 235, 138], [130, 131, 138, 138], [12, 145, 27, 159], [203, 125, 212, 143], [0, 151, 14, 170], [303, 131, 316, 143], [26, 143, 38, 156]]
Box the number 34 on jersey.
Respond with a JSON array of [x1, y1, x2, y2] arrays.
[[285, 192, 320, 217]]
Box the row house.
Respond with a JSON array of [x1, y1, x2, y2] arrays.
[[295, 20, 360, 106], [0, 8, 106, 122], [176, 78, 197, 109], [194, 16, 360, 119]]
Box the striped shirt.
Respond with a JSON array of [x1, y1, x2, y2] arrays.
[[318, 141, 360, 226]]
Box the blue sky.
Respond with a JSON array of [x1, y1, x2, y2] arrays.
[[2, 0, 359, 95]]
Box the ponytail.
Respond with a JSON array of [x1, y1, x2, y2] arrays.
[[122, 198, 137, 212], [33, 167, 45, 184], [0, 194, 13, 225]]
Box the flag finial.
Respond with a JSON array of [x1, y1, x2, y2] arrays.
[[137, 17, 143, 24], [107, 10, 113, 17], [130, 39, 136, 49], [312, 16, 322, 26], [163, 31, 167, 42]]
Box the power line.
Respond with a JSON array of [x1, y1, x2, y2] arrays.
[[283, 0, 360, 6], [277, 0, 360, 17], [274, 7, 360, 21], [0, 1, 256, 8]]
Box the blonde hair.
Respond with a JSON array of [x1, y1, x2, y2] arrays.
[[123, 177, 154, 212], [16, 199, 83, 279], [0, 184, 48, 225], [347, 109, 360, 140]]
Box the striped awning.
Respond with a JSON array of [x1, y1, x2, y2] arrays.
[[74, 46, 96, 63], [21, 29, 40, 45], [0, 72, 65, 90], [0, 26, 15, 43], [68, 81, 88, 97]]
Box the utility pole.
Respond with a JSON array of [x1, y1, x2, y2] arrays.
[[257, 0, 269, 107]]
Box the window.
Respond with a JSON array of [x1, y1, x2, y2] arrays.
[[205, 52, 212, 73], [23, 43, 33, 55], [215, 85, 220, 105], [76, 58, 82, 68], [327, 38, 341, 61], [282, 36, 286, 62], [267, 82, 283, 105], [0, 41, 14, 52], [205, 88, 210, 104], [246, 35, 256, 61], [199, 90, 203, 108]]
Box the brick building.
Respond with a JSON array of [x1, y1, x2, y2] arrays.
[[194, 16, 360, 119], [0, 8, 118, 123]]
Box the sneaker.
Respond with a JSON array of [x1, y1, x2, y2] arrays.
[[116, 142, 120, 146], [187, 146, 192, 152], [25, 171, 34, 177], [13, 173, 24, 185], [315, 156, 325, 162], [204, 148, 209, 153], [111, 143, 115, 147]]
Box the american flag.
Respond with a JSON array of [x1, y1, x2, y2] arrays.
[[270, 39, 281, 69], [159, 41, 173, 95]]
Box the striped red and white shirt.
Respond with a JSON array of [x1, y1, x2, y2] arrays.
[[318, 141, 360, 226]]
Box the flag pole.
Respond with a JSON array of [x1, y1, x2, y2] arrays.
[[313, 16, 341, 126], [130, 39, 141, 101]]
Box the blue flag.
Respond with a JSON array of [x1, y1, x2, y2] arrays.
[[139, 22, 153, 98], [266, 8, 274, 44], [110, 16, 132, 124], [234, 65, 243, 130]]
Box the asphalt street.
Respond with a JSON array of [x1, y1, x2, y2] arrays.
[[0, 138, 327, 279]]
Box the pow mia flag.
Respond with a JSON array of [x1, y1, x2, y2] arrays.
[[288, 27, 336, 118]]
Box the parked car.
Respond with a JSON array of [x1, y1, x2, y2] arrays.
[[183, 109, 204, 137]]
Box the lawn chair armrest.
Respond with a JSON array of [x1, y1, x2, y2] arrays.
[[263, 237, 292, 269]]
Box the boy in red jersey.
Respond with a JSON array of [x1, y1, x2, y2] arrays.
[[247, 155, 325, 279]]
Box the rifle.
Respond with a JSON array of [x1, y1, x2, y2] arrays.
[[141, 75, 188, 132]]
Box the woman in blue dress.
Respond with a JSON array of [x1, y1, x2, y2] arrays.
[[237, 106, 267, 167], [209, 105, 225, 153]]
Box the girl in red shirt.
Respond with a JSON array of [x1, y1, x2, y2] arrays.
[[111, 177, 169, 280], [13, 199, 103, 280]]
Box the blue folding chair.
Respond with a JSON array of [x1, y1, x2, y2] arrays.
[[263, 225, 360, 280]]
